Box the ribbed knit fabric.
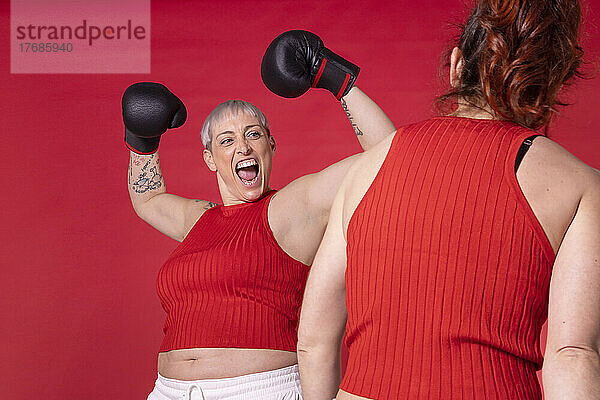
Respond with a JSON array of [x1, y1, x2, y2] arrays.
[[342, 117, 556, 399], [157, 190, 310, 353]]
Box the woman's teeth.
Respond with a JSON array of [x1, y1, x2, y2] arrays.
[[236, 159, 257, 169], [235, 159, 259, 185], [240, 175, 258, 186]]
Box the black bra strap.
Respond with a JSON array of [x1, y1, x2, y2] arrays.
[[515, 135, 540, 172]]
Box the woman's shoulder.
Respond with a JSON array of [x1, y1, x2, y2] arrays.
[[528, 136, 599, 187], [339, 132, 397, 228], [516, 135, 600, 251]]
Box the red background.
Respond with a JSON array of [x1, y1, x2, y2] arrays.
[[2, 1, 599, 398]]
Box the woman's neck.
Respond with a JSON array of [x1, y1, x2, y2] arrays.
[[450, 99, 497, 120]]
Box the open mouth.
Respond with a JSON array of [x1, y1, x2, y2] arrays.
[[235, 158, 259, 186]]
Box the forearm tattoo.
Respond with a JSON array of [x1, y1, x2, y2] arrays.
[[341, 98, 364, 136], [129, 153, 164, 194], [128, 158, 133, 185]]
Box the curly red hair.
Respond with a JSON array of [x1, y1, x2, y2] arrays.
[[438, 0, 584, 130]]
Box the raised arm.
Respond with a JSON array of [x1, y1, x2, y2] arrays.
[[297, 178, 349, 400], [271, 134, 395, 266], [339, 86, 395, 150], [123, 82, 216, 242], [261, 30, 395, 151], [128, 151, 216, 242], [542, 170, 600, 399]]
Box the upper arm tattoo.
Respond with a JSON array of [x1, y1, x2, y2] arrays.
[[129, 153, 164, 194], [194, 199, 219, 210], [341, 98, 364, 136]]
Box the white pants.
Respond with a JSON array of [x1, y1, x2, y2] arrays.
[[147, 364, 302, 400]]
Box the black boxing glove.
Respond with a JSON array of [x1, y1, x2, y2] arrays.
[[121, 82, 187, 154], [261, 30, 360, 100]]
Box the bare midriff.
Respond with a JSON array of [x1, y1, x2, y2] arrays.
[[336, 389, 373, 400], [157, 348, 298, 380]]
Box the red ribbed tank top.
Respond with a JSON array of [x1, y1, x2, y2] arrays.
[[156, 190, 310, 352], [342, 117, 555, 399]]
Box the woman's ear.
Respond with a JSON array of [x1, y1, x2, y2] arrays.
[[269, 135, 276, 153], [203, 149, 217, 172], [450, 47, 464, 88]]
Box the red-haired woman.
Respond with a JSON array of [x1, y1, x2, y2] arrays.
[[297, 1, 599, 399]]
